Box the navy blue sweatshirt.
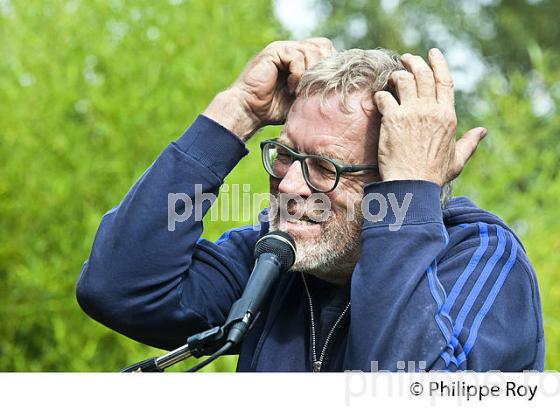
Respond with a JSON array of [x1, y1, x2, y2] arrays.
[[76, 115, 545, 371]]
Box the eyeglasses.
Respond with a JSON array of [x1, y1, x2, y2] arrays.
[[260, 139, 378, 193]]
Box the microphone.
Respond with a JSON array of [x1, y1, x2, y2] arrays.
[[225, 230, 296, 345]]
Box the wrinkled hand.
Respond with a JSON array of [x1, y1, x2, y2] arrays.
[[234, 38, 336, 126], [373, 48, 487, 187], [204, 38, 336, 140]]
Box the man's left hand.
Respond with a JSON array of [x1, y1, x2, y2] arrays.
[[373, 48, 487, 187]]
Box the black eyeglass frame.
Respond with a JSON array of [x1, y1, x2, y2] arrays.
[[260, 139, 379, 193]]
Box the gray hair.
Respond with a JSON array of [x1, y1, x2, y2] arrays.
[[295, 48, 453, 208]]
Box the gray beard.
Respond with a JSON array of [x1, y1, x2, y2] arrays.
[[268, 196, 363, 285]]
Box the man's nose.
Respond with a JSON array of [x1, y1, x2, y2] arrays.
[[277, 161, 312, 197]]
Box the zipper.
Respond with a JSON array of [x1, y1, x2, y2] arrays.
[[301, 273, 350, 373]]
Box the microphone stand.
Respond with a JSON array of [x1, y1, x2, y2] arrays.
[[121, 312, 255, 372], [121, 325, 226, 372]]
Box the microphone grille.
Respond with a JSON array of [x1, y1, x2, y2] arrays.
[[254, 231, 296, 271]]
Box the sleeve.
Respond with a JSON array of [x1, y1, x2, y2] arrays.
[[343, 180, 544, 371], [75, 115, 260, 351]]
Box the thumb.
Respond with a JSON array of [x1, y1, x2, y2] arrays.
[[453, 127, 487, 175]]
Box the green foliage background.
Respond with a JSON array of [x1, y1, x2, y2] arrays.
[[0, 0, 558, 371]]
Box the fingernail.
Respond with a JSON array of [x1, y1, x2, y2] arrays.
[[430, 48, 441, 56], [479, 127, 487, 137], [401, 53, 412, 59]]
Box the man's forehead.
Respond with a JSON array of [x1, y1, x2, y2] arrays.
[[280, 92, 377, 161], [286, 94, 364, 133]]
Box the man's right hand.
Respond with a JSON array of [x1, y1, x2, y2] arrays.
[[203, 38, 336, 141]]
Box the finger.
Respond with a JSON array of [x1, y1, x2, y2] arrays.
[[302, 37, 337, 56], [264, 41, 297, 71], [428, 48, 455, 106], [298, 45, 322, 70], [273, 46, 306, 94], [299, 40, 334, 70], [453, 127, 487, 176], [389, 70, 417, 103], [373, 91, 399, 115], [287, 58, 305, 94], [400, 53, 436, 100]]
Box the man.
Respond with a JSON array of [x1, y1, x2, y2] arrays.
[[76, 38, 544, 371]]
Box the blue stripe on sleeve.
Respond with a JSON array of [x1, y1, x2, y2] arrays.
[[441, 223, 489, 316], [456, 234, 518, 364], [452, 225, 507, 340]]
